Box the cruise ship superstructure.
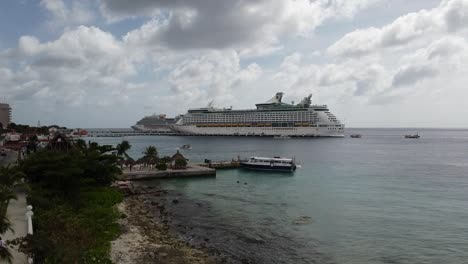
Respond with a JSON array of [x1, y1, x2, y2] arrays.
[[132, 114, 178, 132], [171, 92, 344, 137]]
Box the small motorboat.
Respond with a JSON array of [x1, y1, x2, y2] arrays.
[[404, 134, 420, 139], [350, 134, 362, 138], [180, 144, 192, 150], [241, 156, 296, 172]]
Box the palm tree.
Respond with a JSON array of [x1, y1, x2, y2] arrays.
[[0, 165, 25, 236], [0, 165, 26, 189], [0, 165, 22, 264], [116, 141, 131, 159], [142, 146, 158, 167], [0, 245, 12, 264]]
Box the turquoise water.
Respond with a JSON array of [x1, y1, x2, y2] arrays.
[[90, 129, 468, 264]]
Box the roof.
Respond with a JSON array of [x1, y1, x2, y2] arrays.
[[171, 150, 188, 161]]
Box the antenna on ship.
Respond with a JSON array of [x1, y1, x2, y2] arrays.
[[207, 100, 214, 108]]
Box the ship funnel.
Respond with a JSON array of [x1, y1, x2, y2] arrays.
[[275, 92, 284, 103]]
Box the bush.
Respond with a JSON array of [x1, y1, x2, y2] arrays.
[[17, 142, 123, 263], [156, 162, 167, 171], [174, 158, 187, 169]]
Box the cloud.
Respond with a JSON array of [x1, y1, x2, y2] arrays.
[[0, 26, 137, 107], [390, 36, 468, 88], [272, 53, 390, 102], [109, 0, 381, 57], [166, 50, 262, 106], [40, 0, 95, 29], [328, 0, 468, 57], [392, 65, 438, 87]]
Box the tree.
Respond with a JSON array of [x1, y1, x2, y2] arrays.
[[155, 162, 167, 171], [174, 158, 187, 169], [0, 245, 12, 264], [116, 141, 131, 159], [142, 146, 158, 166], [0, 165, 25, 234], [0, 165, 23, 264], [0, 165, 26, 189]]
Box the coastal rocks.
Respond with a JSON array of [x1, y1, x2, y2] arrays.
[[293, 216, 313, 225], [111, 187, 218, 264]]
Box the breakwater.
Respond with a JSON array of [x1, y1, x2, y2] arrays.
[[121, 164, 216, 180]]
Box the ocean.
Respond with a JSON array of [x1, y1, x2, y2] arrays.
[[89, 128, 468, 264]]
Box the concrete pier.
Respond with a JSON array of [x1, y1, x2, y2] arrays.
[[197, 161, 242, 169], [121, 164, 216, 180]]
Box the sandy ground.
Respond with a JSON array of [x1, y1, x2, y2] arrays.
[[111, 194, 219, 264]]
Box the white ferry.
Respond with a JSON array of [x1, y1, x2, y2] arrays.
[[171, 92, 344, 137], [241, 157, 297, 172]]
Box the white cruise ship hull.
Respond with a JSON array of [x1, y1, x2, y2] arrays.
[[171, 125, 344, 137]]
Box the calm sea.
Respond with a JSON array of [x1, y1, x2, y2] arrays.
[[89, 128, 468, 264]]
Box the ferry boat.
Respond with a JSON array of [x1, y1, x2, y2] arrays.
[[171, 92, 344, 137], [241, 157, 297, 172]]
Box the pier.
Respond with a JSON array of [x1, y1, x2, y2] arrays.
[[121, 164, 216, 180], [197, 161, 242, 169]]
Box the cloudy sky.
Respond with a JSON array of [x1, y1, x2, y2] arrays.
[[1, 0, 467, 128]]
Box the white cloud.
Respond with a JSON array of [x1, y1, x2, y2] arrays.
[[328, 0, 468, 57], [392, 65, 438, 87], [40, 0, 95, 29], [166, 50, 262, 106], [111, 0, 382, 57], [0, 26, 137, 108]]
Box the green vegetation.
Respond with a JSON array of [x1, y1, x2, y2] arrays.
[[6, 123, 62, 135], [174, 158, 188, 169], [0, 165, 25, 263], [140, 146, 158, 166], [17, 141, 123, 263], [115, 140, 131, 159], [156, 162, 168, 171]]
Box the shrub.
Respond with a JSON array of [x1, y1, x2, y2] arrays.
[[156, 162, 168, 171], [17, 142, 123, 263], [174, 158, 187, 169]]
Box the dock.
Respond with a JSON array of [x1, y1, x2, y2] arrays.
[[121, 164, 216, 180], [197, 161, 242, 169]]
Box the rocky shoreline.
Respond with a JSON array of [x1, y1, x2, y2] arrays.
[[111, 185, 220, 264]]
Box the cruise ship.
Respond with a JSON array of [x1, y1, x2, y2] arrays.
[[132, 114, 178, 132], [171, 92, 344, 137]]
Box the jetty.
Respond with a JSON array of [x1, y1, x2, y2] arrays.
[[121, 164, 216, 181], [197, 160, 242, 169]]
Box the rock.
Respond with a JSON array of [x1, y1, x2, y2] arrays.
[[293, 216, 313, 225], [151, 201, 158, 206], [172, 199, 179, 204], [244, 182, 248, 185], [237, 181, 240, 183]]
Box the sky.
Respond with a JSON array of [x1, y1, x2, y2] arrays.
[[1, 0, 467, 128]]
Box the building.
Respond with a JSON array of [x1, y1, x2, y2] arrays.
[[0, 103, 11, 129]]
